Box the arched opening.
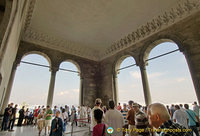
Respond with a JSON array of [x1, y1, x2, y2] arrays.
[[116, 56, 144, 105], [53, 60, 80, 107], [146, 41, 196, 104], [9, 53, 51, 107]]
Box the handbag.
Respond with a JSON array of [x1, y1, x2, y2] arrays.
[[186, 110, 199, 127]]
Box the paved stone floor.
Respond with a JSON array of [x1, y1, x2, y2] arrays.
[[0, 124, 91, 136]]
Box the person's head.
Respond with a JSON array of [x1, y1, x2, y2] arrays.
[[132, 103, 139, 112], [109, 100, 115, 109], [179, 104, 183, 107], [38, 106, 40, 108], [47, 105, 50, 109], [166, 105, 169, 109], [174, 105, 180, 110], [22, 106, 25, 109], [65, 105, 68, 108], [62, 108, 65, 113], [10, 103, 14, 107], [184, 104, 189, 109], [15, 104, 18, 108], [128, 100, 134, 109], [54, 106, 57, 109], [147, 103, 170, 128], [95, 98, 102, 106], [194, 101, 197, 105], [43, 108, 46, 112], [171, 104, 174, 107], [94, 109, 103, 123], [118, 103, 120, 105], [26, 108, 29, 111], [55, 110, 60, 117], [123, 103, 127, 109]]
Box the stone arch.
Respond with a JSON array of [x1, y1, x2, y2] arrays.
[[20, 51, 52, 67], [140, 36, 185, 63], [59, 59, 81, 74]]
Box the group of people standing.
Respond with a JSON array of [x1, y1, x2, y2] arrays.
[[90, 99, 200, 136]]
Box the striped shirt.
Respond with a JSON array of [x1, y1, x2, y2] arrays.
[[121, 110, 128, 125]]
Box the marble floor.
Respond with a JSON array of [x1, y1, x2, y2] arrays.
[[0, 124, 91, 136]]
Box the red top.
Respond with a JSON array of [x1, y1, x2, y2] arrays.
[[117, 105, 122, 111], [93, 123, 107, 136], [34, 109, 39, 117]]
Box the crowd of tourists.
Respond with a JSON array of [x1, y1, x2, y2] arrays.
[[0, 100, 200, 136]]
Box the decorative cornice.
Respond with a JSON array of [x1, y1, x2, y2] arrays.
[[24, 0, 36, 31], [22, 28, 101, 61], [102, 0, 200, 60], [23, 0, 200, 61]]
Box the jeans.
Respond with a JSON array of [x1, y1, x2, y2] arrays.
[[189, 125, 199, 136], [8, 118, 15, 130], [1, 116, 9, 131]]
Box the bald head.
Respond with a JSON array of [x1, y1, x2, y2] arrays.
[[147, 103, 170, 128]]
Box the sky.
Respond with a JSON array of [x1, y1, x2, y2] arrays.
[[9, 42, 197, 107]]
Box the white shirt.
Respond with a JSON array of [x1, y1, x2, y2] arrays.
[[90, 106, 104, 131], [193, 104, 200, 117], [173, 109, 189, 128], [105, 109, 124, 136], [60, 112, 68, 122]]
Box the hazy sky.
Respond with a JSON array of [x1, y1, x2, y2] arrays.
[[9, 42, 197, 107]]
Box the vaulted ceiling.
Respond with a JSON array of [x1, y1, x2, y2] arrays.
[[22, 0, 200, 61]]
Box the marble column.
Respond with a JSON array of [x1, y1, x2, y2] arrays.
[[1, 61, 18, 114], [113, 72, 119, 105], [79, 76, 83, 106], [139, 62, 152, 106], [46, 67, 58, 107], [183, 50, 200, 104]]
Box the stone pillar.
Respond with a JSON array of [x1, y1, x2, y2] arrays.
[[183, 49, 200, 104], [79, 76, 83, 106], [139, 62, 152, 106], [113, 72, 119, 105], [46, 67, 58, 107], [1, 61, 18, 114]]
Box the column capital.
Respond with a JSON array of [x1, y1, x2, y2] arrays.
[[137, 60, 148, 70], [49, 67, 59, 73]]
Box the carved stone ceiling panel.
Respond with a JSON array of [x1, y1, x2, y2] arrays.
[[22, 0, 200, 61]]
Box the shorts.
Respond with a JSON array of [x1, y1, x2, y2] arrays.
[[45, 120, 51, 127]]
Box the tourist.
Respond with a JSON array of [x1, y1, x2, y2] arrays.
[[79, 105, 85, 127], [64, 105, 70, 117], [105, 100, 124, 136], [117, 103, 122, 111], [127, 100, 137, 136], [166, 105, 170, 114], [193, 101, 200, 118], [8, 104, 17, 131], [71, 105, 77, 126], [28, 112, 34, 125], [50, 110, 64, 136], [37, 108, 46, 135], [53, 106, 58, 117], [24, 108, 30, 125], [147, 103, 191, 136], [44, 105, 53, 135], [60, 108, 68, 132], [132, 103, 150, 136], [17, 106, 25, 127], [34, 106, 40, 126], [170, 104, 175, 119], [122, 103, 128, 136], [93, 109, 107, 136], [184, 104, 200, 136], [102, 106, 107, 113], [87, 106, 91, 123], [173, 105, 189, 128], [1, 103, 12, 131], [180, 104, 186, 112], [90, 98, 104, 131]]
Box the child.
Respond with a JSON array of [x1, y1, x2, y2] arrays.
[[93, 109, 107, 136]]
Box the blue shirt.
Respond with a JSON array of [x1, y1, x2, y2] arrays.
[[186, 109, 197, 126]]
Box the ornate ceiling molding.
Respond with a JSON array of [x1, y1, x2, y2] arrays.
[[23, 0, 200, 61], [101, 0, 200, 60], [22, 28, 100, 61]]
